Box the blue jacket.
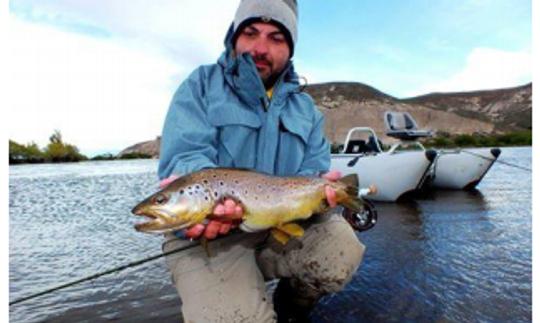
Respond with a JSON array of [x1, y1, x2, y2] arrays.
[[158, 27, 330, 179]]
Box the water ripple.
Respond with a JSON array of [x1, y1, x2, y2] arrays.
[[9, 148, 531, 322]]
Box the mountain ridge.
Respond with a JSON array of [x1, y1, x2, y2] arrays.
[[119, 82, 532, 158]]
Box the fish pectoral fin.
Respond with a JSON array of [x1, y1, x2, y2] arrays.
[[277, 223, 305, 238], [271, 223, 305, 245], [271, 229, 291, 245]]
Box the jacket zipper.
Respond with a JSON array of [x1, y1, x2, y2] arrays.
[[260, 96, 270, 112]]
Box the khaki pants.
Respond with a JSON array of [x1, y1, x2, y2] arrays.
[[162, 210, 365, 323]]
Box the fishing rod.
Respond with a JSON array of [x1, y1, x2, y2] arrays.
[[9, 239, 202, 306], [461, 149, 532, 172], [11, 197, 377, 306]]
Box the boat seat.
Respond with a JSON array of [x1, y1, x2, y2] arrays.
[[367, 135, 383, 153], [344, 138, 381, 154], [384, 111, 433, 141]]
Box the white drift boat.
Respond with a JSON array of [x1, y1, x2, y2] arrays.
[[331, 127, 437, 202], [383, 111, 501, 190], [429, 147, 501, 190]]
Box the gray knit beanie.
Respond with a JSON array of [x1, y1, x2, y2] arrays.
[[232, 0, 298, 56]]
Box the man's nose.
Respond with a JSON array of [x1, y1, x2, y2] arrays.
[[252, 38, 269, 56]]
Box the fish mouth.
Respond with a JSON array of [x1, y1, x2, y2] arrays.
[[132, 207, 191, 233]]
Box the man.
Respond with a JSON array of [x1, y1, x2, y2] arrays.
[[158, 1, 365, 322]]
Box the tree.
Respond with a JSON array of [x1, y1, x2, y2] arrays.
[[49, 130, 63, 144], [43, 130, 87, 162], [9, 140, 45, 164]]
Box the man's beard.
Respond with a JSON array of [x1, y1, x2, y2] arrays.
[[253, 55, 279, 89], [233, 51, 284, 89], [262, 72, 280, 89]]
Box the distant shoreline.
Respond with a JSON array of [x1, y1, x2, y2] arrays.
[[10, 141, 531, 166]]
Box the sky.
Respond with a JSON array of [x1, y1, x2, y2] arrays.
[[7, 0, 532, 156]]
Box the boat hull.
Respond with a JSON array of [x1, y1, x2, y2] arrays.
[[331, 151, 433, 202], [430, 148, 500, 190]]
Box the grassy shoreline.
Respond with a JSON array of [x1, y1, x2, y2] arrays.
[[330, 130, 531, 153], [11, 130, 531, 165], [420, 130, 531, 149]]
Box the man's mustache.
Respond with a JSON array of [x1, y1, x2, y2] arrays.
[[253, 55, 272, 68]]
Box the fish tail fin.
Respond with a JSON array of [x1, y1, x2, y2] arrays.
[[340, 195, 364, 213], [339, 174, 359, 197], [336, 174, 364, 213]]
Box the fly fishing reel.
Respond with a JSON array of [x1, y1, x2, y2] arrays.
[[342, 199, 377, 232]]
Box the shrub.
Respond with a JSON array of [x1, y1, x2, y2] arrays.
[[118, 152, 152, 159], [9, 140, 45, 164], [10, 131, 88, 164]]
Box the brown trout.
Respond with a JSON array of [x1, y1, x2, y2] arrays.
[[132, 168, 365, 244]]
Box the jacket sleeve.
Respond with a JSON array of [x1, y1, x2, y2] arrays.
[[158, 69, 218, 179], [296, 111, 331, 176]]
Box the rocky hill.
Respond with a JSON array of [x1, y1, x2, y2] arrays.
[[118, 137, 161, 158], [401, 83, 532, 131], [304, 82, 531, 144], [119, 82, 532, 157]]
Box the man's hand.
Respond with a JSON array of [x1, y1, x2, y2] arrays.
[[185, 199, 243, 239], [159, 175, 179, 189], [322, 170, 341, 208]]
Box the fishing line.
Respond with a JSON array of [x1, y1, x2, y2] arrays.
[[10, 214, 354, 306], [9, 239, 202, 306], [461, 149, 532, 172]]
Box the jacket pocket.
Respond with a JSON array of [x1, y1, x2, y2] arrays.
[[208, 107, 261, 168], [277, 114, 312, 175]]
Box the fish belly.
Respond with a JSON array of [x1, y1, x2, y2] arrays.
[[240, 196, 322, 232]]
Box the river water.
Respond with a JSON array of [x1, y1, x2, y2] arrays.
[[9, 147, 531, 322]]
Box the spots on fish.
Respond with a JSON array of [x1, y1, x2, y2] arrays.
[[136, 168, 341, 234]]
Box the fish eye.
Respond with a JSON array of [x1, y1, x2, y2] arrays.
[[153, 194, 168, 205]]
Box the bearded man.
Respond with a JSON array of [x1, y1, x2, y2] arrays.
[[158, 1, 365, 322]]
